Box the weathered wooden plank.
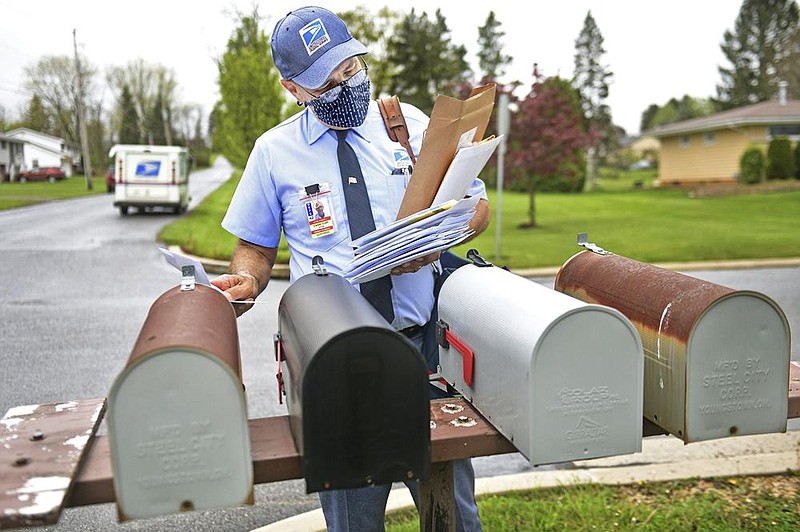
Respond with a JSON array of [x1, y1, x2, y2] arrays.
[[0, 399, 105, 528]]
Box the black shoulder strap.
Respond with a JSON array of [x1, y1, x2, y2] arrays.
[[378, 95, 417, 165]]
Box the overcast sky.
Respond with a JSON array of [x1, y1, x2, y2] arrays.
[[0, 0, 744, 135]]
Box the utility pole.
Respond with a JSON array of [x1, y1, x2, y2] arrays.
[[73, 28, 93, 190]]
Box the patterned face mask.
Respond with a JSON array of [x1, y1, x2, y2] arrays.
[[307, 76, 372, 129]]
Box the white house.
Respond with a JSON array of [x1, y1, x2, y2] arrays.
[[3, 128, 81, 177], [0, 133, 25, 181]]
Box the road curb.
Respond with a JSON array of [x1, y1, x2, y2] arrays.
[[171, 246, 800, 281]]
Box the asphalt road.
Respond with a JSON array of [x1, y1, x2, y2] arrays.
[[1, 163, 798, 530]]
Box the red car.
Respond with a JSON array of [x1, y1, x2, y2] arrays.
[[105, 166, 115, 193], [19, 167, 65, 182]]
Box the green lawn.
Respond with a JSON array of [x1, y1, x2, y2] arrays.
[[157, 169, 800, 269], [0, 176, 106, 209], [5, 168, 798, 270], [385, 473, 800, 531]]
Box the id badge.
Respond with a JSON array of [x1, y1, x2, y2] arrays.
[[299, 183, 336, 238]]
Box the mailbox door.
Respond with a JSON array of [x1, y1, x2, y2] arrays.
[[686, 292, 790, 442], [301, 329, 430, 492], [109, 349, 253, 520], [531, 307, 644, 465]]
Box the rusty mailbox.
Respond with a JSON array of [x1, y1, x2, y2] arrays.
[[276, 261, 430, 493], [107, 282, 253, 521], [436, 256, 644, 466], [555, 238, 790, 443]]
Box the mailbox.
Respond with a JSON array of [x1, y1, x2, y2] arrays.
[[276, 264, 430, 493], [108, 283, 253, 521], [436, 260, 644, 466], [555, 245, 791, 443]]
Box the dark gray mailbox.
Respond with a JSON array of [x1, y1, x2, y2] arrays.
[[556, 237, 790, 443], [276, 263, 430, 493]]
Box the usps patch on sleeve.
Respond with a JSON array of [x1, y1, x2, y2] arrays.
[[300, 18, 330, 55]]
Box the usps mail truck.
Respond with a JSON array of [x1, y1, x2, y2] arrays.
[[109, 144, 192, 216]]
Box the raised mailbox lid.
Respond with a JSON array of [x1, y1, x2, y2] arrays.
[[686, 291, 790, 442]]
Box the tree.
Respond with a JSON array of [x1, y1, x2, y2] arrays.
[[777, 24, 800, 97], [477, 11, 512, 82], [572, 11, 613, 189], [21, 95, 50, 133], [717, 0, 799, 108], [108, 60, 180, 145], [641, 95, 716, 130], [146, 93, 167, 145], [213, 8, 286, 168], [386, 9, 472, 114], [23, 55, 94, 141], [508, 75, 592, 227], [766, 137, 796, 179], [117, 85, 141, 144], [340, 6, 403, 98]]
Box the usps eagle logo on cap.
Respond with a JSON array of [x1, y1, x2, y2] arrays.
[[299, 18, 331, 56]]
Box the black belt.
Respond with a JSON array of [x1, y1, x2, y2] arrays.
[[399, 324, 425, 338]]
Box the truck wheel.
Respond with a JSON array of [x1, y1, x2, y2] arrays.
[[119, 205, 128, 216]]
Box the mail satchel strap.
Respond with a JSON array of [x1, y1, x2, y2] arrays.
[[378, 95, 417, 165]]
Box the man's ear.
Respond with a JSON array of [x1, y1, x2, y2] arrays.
[[281, 79, 304, 102]]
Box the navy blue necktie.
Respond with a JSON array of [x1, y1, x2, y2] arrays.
[[335, 129, 395, 323]]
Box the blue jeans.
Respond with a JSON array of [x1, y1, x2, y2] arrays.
[[318, 331, 482, 532]]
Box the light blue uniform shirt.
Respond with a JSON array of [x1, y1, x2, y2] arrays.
[[222, 100, 487, 330]]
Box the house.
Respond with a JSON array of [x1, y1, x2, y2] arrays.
[[0, 133, 25, 182], [646, 84, 800, 186], [3, 128, 82, 177]]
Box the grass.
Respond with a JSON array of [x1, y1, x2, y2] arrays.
[[0, 175, 106, 209], [163, 167, 800, 269], [7, 167, 800, 270], [385, 473, 800, 531]]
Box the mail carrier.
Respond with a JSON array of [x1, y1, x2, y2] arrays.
[[107, 283, 253, 521], [276, 263, 430, 493], [555, 247, 790, 443], [109, 144, 192, 215], [436, 259, 644, 466]]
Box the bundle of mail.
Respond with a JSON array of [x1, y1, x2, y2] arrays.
[[344, 83, 502, 284]]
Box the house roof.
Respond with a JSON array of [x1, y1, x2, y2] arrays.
[[4, 128, 80, 149], [646, 99, 800, 138]]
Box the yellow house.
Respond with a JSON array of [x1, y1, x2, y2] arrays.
[[646, 95, 800, 186]]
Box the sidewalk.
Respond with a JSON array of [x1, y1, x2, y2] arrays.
[[254, 430, 800, 532]]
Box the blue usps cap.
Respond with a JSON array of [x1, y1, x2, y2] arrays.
[[271, 6, 367, 90]]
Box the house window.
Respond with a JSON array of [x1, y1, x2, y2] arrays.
[[769, 125, 800, 140], [680, 135, 689, 148], [704, 132, 716, 145]]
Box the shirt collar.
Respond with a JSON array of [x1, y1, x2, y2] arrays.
[[303, 102, 377, 146]]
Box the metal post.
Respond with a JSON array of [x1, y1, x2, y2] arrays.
[[495, 93, 509, 262]]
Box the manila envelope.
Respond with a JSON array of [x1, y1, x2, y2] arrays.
[[396, 83, 496, 220]]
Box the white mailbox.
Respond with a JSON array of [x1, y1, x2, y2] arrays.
[[437, 262, 644, 465]]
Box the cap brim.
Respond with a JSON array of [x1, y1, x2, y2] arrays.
[[292, 37, 368, 90]]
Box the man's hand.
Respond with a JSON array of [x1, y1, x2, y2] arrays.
[[212, 272, 260, 317], [391, 251, 441, 275]]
